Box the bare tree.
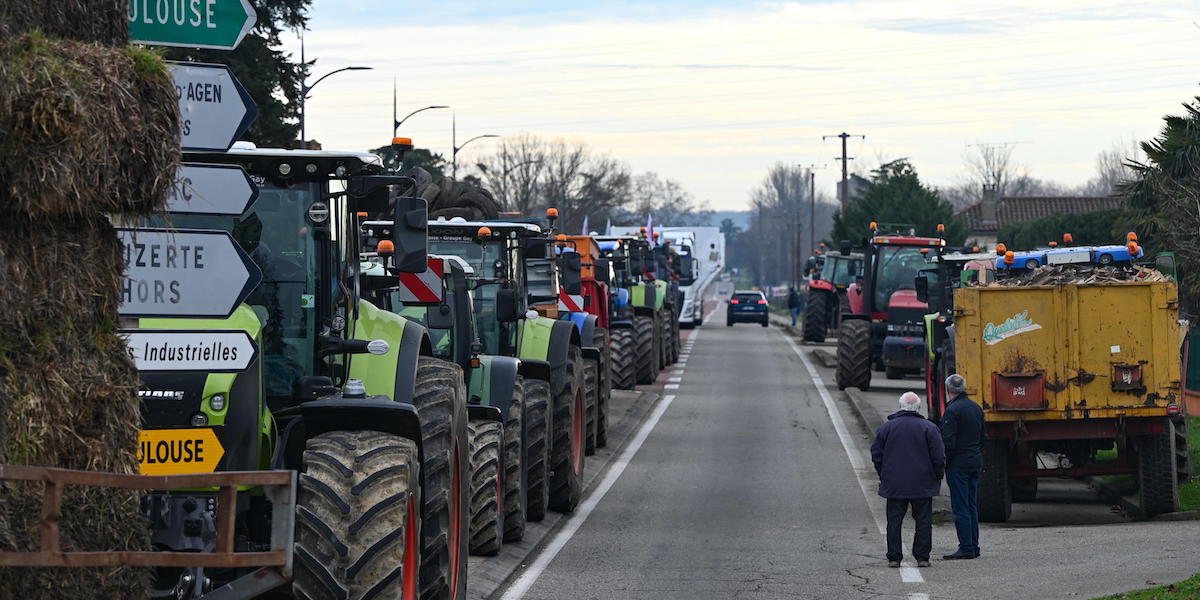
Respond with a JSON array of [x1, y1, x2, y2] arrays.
[[625, 172, 712, 227], [962, 142, 1029, 202], [1081, 139, 1141, 196]]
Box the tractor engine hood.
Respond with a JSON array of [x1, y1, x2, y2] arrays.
[[886, 289, 928, 335]]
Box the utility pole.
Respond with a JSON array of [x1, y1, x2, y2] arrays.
[[822, 132, 865, 210], [798, 164, 827, 285]]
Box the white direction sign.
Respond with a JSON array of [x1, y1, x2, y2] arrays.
[[124, 330, 258, 372], [166, 163, 258, 215], [118, 228, 263, 318], [169, 62, 257, 151]]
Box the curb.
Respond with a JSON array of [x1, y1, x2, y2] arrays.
[[844, 387, 884, 434], [1085, 477, 1200, 521]]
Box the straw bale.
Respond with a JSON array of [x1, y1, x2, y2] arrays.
[[0, 217, 149, 598], [0, 33, 180, 219], [0, 0, 129, 45]]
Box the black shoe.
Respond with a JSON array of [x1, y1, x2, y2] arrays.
[[942, 551, 976, 560], [887, 560, 901, 568], [917, 560, 931, 567]]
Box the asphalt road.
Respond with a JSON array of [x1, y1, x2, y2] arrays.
[[492, 317, 1200, 600]]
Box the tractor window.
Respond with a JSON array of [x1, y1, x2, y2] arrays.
[[826, 257, 858, 287], [872, 246, 927, 311], [391, 303, 453, 361]]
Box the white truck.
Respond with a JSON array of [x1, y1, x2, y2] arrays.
[[609, 226, 725, 327]]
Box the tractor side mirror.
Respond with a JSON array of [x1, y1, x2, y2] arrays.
[[391, 196, 428, 273], [346, 175, 415, 213], [839, 240, 852, 256], [426, 303, 454, 330], [523, 237, 547, 259], [559, 253, 583, 295], [847, 261, 859, 277], [496, 288, 521, 322], [914, 276, 929, 304], [594, 258, 611, 284]]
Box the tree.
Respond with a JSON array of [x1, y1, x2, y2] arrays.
[[832, 159, 967, 245], [998, 210, 1122, 250], [618, 172, 712, 227], [164, 0, 309, 147], [369, 144, 447, 179]]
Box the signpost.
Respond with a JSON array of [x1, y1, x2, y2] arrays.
[[138, 428, 226, 475], [128, 0, 257, 50], [124, 330, 258, 372], [169, 62, 257, 152], [117, 228, 263, 319], [166, 163, 258, 215]]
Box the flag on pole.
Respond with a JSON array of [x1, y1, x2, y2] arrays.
[[605, 218, 612, 235], [646, 214, 654, 245], [581, 215, 589, 235]]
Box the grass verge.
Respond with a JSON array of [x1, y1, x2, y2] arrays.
[[1092, 572, 1200, 599]]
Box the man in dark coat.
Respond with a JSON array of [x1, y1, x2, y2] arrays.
[[941, 373, 986, 560], [870, 392, 946, 568], [786, 286, 804, 326]]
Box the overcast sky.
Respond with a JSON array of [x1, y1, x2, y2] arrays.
[[289, 0, 1200, 211]]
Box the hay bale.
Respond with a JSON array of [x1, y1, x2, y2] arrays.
[[0, 217, 149, 598], [0, 0, 129, 45], [0, 33, 180, 219]]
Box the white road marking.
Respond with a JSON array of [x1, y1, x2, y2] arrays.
[[664, 383, 680, 389], [498, 394, 678, 600], [668, 377, 682, 383], [671, 369, 685, 376], [779, 331, 926, 585], [908, 594, 930, 600]]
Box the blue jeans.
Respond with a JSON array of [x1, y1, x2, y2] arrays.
[[789, 306, 802, 326], [946, 468, 980, 554]]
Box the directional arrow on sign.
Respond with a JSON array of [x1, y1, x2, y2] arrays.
[[123, 330, 258, 372], [166, 163, 258, 215], [169, 62, 257, 152], [118, 228, 262, 319], [129, 0, 257, 50]]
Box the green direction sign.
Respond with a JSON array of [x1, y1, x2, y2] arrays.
[[129, 0, 257, 50]]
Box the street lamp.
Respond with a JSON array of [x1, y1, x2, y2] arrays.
[[452, 132, 499, 178], [394, 104, 449, 136], [299, 66, 373, 145]]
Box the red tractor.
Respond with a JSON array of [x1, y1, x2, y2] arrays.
[[835, 223, 945, 391], [802, 246, 863, 343]]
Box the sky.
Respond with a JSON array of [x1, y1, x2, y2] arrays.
[[288, 0, 1200, 211]]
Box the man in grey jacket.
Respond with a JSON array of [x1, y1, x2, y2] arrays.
[[941, 373, 986, 560]]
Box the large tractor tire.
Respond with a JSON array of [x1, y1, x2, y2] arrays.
[[884, 366, 904, 380], [502, 378, 525, 543], [582, 356, 599, 455], [659, 308, 674, 367], [1138, 420, 1180, 517], [634, 315, 658, 385], [802, 291, 827, 342], [549, 345, 585, 513], [413, 357, 469, 600], [594, 328, 611, 449], [609, 326, 637, 391], [523, 378, 552, 523], [835, 319, 872, 391], [294, 431, 421, 600], [979, 440, 1012, 523], [467, 420, 502, 556]]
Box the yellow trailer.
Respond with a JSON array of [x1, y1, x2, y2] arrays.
[[951, 279, 1186, 520]]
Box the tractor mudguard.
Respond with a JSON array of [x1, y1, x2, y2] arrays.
[[810, 279, 835, 292], [349, 299, 431, 405], [609, 319, 634, 330], [654, 280, 671, 309], [630, 284, 657, 310], [613, 288, 630, 309], [467, 404, 503, 422], [303, 396, 423, 457], [632, 305, 656, 319], [474, 355, 521, 418], [519, 358, 552, 383], [561, 313, 598, 348], [547, 319, 582, 369], [581, 347, 601, 363]]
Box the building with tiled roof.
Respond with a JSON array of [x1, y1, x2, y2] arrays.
[[955, 187, 1122, 247]]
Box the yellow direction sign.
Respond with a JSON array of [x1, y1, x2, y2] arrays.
[[137, 428, 224, 475]]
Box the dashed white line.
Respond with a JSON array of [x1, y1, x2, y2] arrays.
[[908, 594, 930, 600], [664, 383, 680, 389], [498, 394, 679, 600], [667, 377, 682, 383]]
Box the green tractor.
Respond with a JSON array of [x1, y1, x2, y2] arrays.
[[426, 219, 586, 517], [596, 235, 671, 385], [361, 243, 532, 553], [136, 146, 469, 599]]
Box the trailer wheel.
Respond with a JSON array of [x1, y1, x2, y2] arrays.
[[1138, 420, 1180, 517], [634, 315, 657, 384], [294, 431, 420, 600], [884, 366, 904, 380], [594, 328, 611, 449], [1172, 414, 1191, 484], [523, 378, 551, 522], [582, 356, 599, 455], [467, 420, 502, 556], [502, 378, 525, 543], [979, 440, 1012, 522], [835, 319, 872, 391], [1010, 477, 1038, 503], [609, 327, 637, 391], [413, 357, 469, 600], [802, 290, 827, 342], [549, 345, 585, 513]]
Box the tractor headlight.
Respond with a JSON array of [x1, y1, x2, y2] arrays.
[[209, 394, 226, 411]]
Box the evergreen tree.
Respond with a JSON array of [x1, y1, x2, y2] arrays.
[[831, 159, 967, 245]]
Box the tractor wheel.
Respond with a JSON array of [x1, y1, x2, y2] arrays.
[[835, 319, 872, 392], [413, 357, 469, 600], [502, 378, 525, 543], [979, 440, 1012, 522], [549, 345, 585, 513], [803, 291, 827, 342], [659, 308, 674, 367], [836, 293, 850, 330], [1010, 477, 1038, 503], [885, 366, 904, 380], [670, 311, 681, 363], [583, 356, 599, 455], [634, 315, 657, 385], [522, 378, 551, 523], [294, 431, 421, 600], [1138, 420, 1180, 517], [467, 420, 502, 556], [609, 327, 637, 391], [594, 328, 611, 449]]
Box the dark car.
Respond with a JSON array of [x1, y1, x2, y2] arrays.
[[727, 290, 769, 327]]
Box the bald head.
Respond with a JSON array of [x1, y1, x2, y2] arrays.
[[898, 392, 922, 412]]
